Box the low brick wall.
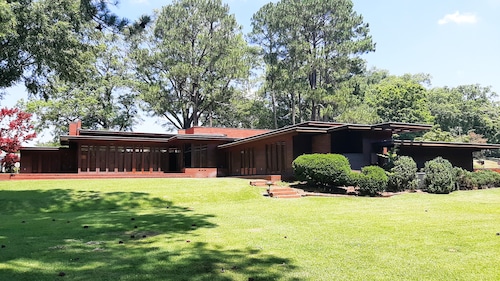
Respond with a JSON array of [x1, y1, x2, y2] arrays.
[[182, 168, 218, 178]]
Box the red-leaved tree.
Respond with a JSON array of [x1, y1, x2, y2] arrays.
[[0, 108, 37, 173]]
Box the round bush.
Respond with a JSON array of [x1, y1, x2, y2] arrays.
[[357, 165, 388, 196], [292, 154, 351, 186], [348, 171, 361, 187], [387, 156, 418, 192], [423, 157, 455, 194]]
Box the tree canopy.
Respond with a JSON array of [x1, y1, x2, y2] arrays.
[[0, 0, 127, 94], [129, 0, 252, 130], [250, 0, 375, 127], [2, 0, 500, 148]]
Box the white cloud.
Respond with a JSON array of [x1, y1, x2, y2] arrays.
[[438, 11, 478, 25]]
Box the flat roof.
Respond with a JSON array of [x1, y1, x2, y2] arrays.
[[60, 134, 235, 146], [79, 129, 176, 139], [394, 140, 500, 150], [219, 122, 433, 149]]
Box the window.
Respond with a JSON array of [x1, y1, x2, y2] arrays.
[[193, 144, 208, 167], [240, 148, 254, 169], [266, 142, 286, 173]]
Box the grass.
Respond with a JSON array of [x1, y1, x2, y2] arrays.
[[0, 178, 499, 281]]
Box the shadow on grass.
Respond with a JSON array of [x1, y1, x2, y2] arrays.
[[291, 182, 348, 195], [0, 189, 299, 280]]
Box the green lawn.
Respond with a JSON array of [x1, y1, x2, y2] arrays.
[[0, 178, 499, 281]]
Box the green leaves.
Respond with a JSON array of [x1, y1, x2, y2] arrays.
[[20, 33, 139, 138], [250, 0, 375, 124], [366, 76, 434, 124], [0, 0, 126, 92], [130, 0, 251, 129]]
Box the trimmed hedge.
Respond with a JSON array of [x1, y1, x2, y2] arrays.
[[357, 165, 388, 196], [292, 154, 351, 186], [387, 156, 418, 192], [423, 157, 455, 194]]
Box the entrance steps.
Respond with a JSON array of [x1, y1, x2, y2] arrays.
[[268, 187, 303, 199]]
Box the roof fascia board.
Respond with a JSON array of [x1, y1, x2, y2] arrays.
[[394, 140, 500, 150], [218, 126, 326, 149]]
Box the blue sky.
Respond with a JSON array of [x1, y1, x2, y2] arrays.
[[4, 0, 500, 138]]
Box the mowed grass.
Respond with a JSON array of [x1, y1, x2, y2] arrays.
[[0, 178, 499, 281]]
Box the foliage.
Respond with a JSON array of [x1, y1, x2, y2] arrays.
[[129, 0, 252, 130], [20, 33, 139, 138], [453, 167, 474, 190], [292, 153, 351, 186], [387, 156, 418, 192], [0, 107, 36, 172], [415, 125, 454, 142], [366, 76, 434, 125], [423, 157, 456, 194], [348, 171, 361, 187], [335, 103, 382, 125], [427, 84, 500, 144], [357, 165, 388, 196], [0, 0, 127, 93], [469, 170, 500, 189], [249, 0, 375, 126], [378, 146, 398, 170]]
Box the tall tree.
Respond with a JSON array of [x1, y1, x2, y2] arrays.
[[20, 33, 139, 138], [250, 0, 375, 125], [0, 0, 127, 95], [129, 0, 252, 130]]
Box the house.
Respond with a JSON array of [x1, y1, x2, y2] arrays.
[[19, 121, 500, 179]]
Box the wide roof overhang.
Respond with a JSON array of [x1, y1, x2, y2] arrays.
[[60, 134, 235, 146], [218, 122, 432, 149], [393, 140, 500, 151]]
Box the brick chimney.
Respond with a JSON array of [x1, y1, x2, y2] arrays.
[[68, 120, 82, 136]]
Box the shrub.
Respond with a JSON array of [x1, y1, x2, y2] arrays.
[[423, 157, 455, 194], [470, 170, 500, 189], [387, 156, 418, 192], [347, 171, 361, 187], [357, 165, 388, 196], [292, 154, 351, 186], [453, 167, 474, 190]]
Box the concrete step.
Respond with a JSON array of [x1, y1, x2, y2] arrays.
[[269, 187, 303, 198], [272, 194, 302, 199], [249, 180, 273, 186]]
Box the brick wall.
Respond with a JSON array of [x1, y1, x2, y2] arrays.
[[180, 127, 270, 138]]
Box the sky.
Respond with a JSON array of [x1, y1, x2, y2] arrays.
[[3, 0, 500, 141]]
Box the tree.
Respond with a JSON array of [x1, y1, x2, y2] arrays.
[[129, 0, 252, 130], [20, 33, 139, 138], [366, 76, 434, 125], [427, 84, 500, 143], [0, 0, 127, 95], [0, 107, 36, 172], [250, 0, 375, 125]]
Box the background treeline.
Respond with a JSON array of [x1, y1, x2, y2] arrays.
[[2, 0, 500, 145]]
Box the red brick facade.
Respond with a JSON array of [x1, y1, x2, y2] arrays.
[[17, 121, 498, 180]]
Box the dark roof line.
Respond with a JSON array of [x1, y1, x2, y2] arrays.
[[60, 133, 235, 146], [219, 122, 432, 149], [394, 139, 500, 150], [78, 129, 176, 139]]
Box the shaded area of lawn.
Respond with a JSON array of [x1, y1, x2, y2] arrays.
[[0, 188, 297, 281]]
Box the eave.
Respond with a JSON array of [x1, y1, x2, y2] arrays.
[[394, 140, 500, 151]]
